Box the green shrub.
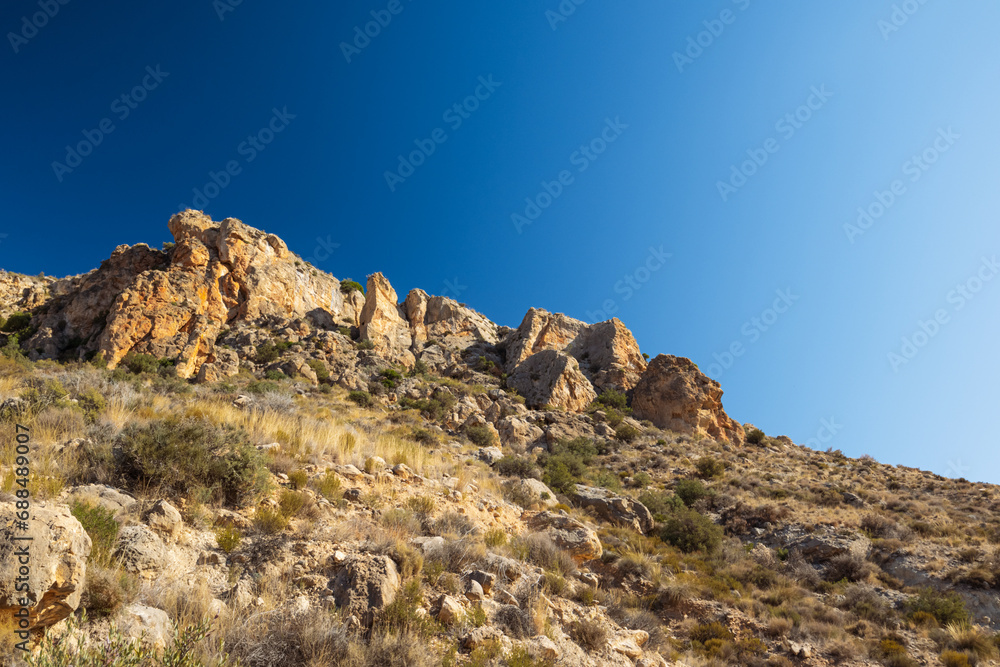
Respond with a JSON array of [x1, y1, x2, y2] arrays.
[[254, 506, 289, 534], [263, 370, 286, 380], [495, 456, 538, 479], [246, 380, 282, 394], [695, 456, 725, 479], [215, 526, 242, 554], [746, 428, 766, 445], [398, 389, 457, 420], [79, 565, 136, 618], [690, 621, 734, 644], [305, 359, 330, 382], [466, 425, 497, 448], [1, 312, 31, 333], [660, 508, 723, 553], [614, 423, 641, 443], [591, 388, 629, 412], [348, 390, 375, 408], [256, 341, 280, 364], [77, 388, 106, 423], [638, 490, 685, 520], [122, 353, 162, 375], [116, 417, 269, 507], [70, 501, 119, 566], [906, 588, 968, 625], [312, 471, 342, 500], [940, 651, 972, 667], [340, 279, 364, 294], [278, 490, 309, 518], [287, 469, 308, 490], [675, 478, 710, 507]]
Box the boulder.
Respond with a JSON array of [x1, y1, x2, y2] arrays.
[[437, 594, 463, 626], [497, 417, 544, 451], [330, 554, 400, 625], [62, 485, 136, 517], [505, 478, 559, 509], [529, 635, 561, 662], [631, 355, 745, 444], [118, 604, 172, 652], [195, 348, 239, 383], [572, 485, 654, 535], [507, 350, 597, 413], [465, 579, 484, 601], [467, 571, 496, 596], [144, 499, 182, 538], [477, 446, 505, 465], [526, 511, 602, 563], [114, 525, 165, 576], [0, 502, 92, 633]]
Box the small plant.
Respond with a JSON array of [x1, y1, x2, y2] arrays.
[[312, 471, 342, 500], [278, 489, 308, 517], [70, 501, 119, 566], [484, 528, 508, 548], [695, 456, 725, 479], [254, 506, 288, 534], [614, 423, 641, 443], [215, 526, 242, 554], [340, 279, 364, 294], [305, 359, 330, 382], [264, 369, 286, 380], [495, 456, 537, 479], [569, 619, 608, 651], [746, 428, 766, 445], [348, 390, 374, 407], [466, 425, 497, 448], [907, 588, 968, 625], [660, 508, 723, 553], [287, 469, 308, 490], [675, 478, 710, 507]]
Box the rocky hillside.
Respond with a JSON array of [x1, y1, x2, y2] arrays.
[[0, 212, 998, 667]]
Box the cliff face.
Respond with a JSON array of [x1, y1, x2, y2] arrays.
[[12, 210, 741, 442]]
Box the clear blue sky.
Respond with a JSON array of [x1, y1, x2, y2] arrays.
[[2, 2, 999, 481]]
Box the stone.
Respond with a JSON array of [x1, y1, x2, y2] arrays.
[[337, 464, 365, 480], [526, 511, 602, 563], [462, 626, 505, 652], [611, 630, 648, 659], [465, 579, 484, 601], [507, 350, 597, 412], [632, 354, 745, 445], [214, 509, 252, 531], [392, 463, 413, 480], [364, 456, 386, 473], [504, 478, 559, 509], [330, 554, 400, 625], [497, 417, 544, 451], [114, 525, 165, 576], [637, 653, 670, 667], [404, 289, 499, 351], [529, 635, 561, 661], [437, 594, 463, 625], [359, 273, 414, 367], [477, 446, 504, 465], [118, 604, 172, 652], [196, 348, 239, 383], [467, 570, 496, 596], [572, 485, 654, 535], [198, 551, 223, 566], [144, 499, 182, 538], [0, 502, 92, 633], [62, 484, 136, 517], [343, 488, 362, 503]]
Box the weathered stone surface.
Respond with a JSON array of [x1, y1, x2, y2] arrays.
[[62, 485, 136, 517], [526, 511, 602, 563], [144, 499, 182, 538], [632, 354, 744, 444], [359, 273, 413, 367], [114, 525, 165, 576], [331, 554, 400, 625], [404, 289, 498, 350], [529, 635, 561, 661], [26, 211, 359, 377], [437, 594, 463, 625], [504, 309, 588, 372], [465, 579, 484, 601], [497, 417, 544, 451], [507, 350, 597, 412], [118, 604, 172, 652], [195, 347, 239, 383], [0, 502, 92, 632], [477, 446, 504, 465], [504, 478, 559, 509], [467, 570, 496, 596], [572, 485, 654, 535]]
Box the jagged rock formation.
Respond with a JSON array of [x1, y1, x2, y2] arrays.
[[11, 211, 742, 441], [632, 354, 745, 445]]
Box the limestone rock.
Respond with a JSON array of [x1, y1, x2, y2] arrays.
[[632, 354, 744, 444], [529, 635, 561, 661], [114, 525, 165, 576], [572, 485, 654, 535], [404, 289, 498, 350], [504, 478, 558, 509], [465, 579, 484, 601], [526, 511, 602, 563], [62, 485, 136, 517], [467, 570, 496, 596], [331, 554, 400, 625], [497, 417, 545, 451], [477, 446, 504, 465], [437, 595, 463, 626], [507, 350, 597, 412], [359, 273, 413, 367], [0, 502, 92, 632], [144, 499, 182, 538], [118, 604, 172, 652]]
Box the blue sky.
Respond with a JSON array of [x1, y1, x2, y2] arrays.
[[2, 1, 999, 481]]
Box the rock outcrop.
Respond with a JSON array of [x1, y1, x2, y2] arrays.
[[526, 511, 602, 563], [26, 211, 362, 379], [507, 350, 597, 412], [359, 273, 414, 367], [331, 554, 401, 625], [572, 485, 654, 535], [0, 502, 92, 634], [631, 354, 744, 444]]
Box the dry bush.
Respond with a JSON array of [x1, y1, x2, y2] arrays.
[[80, 564, 138, 617], [511, 533, 577, 576], [570, 618, 608, 651]]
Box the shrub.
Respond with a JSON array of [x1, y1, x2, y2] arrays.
[[907, 588, 968, 625], [122, 353, 164, 375], [694, 456, 725, 479], [569, 619, 607, 651], [312, 471, 342, 501], [466, 425, 497, 448], [70, 501, 119, 566], [254, 506, 289, 534], [675, 478, 710, 507], [495, 456, 538, 479], [591, 388, 629, 412], [278, 490, 310, 518], [540, 437, 598, 494], [340, 279, 364, 294], [615, 423, 641, 443], [1, 312, 31, 333], [348, 390, 375, 408], [512, 533, 577, 575], [746, 428, 766, 445], [660, 508, 723, 553], [116, 417, 269, 507], [79, 565, 137, 618], [305, 359, 330, 382], [246, 380, 282, 394], [76, 388, 106, 423], [940, 651, 972, 667], [826, 553, 873, 583], [215, 526, 242, 554], [287, 469, 308, 490], [638, 490, 685, 520], [264, 369, 286, 380]]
